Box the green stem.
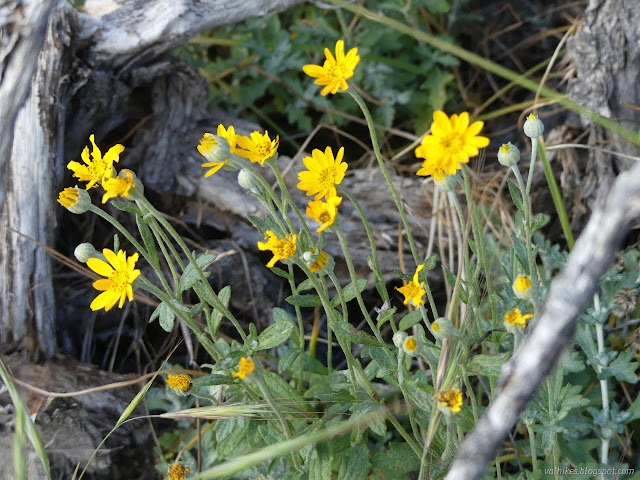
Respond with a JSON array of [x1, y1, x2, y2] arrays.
[[287, 263, 306, 393], [146, 218, 180, 291], [347, 88, 438, 320], [538, 140, 575, 250], [526, 424, 538, 472]]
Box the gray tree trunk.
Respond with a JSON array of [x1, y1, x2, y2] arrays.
[[0, 0, 306, 358]]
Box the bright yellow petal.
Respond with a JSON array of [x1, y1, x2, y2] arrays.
[[92, 279, 112, 291], [87, 258, 114, 277]]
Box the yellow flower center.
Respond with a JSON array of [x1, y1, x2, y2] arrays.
[[233, 357, 256, 379], [436, 389, 462, 412], [404, 337, 417, 352], [320, 168, 337, 188], [255, 139, 274, 160], [403, 283, 422, 299], [110, 270, 133, 296], [440, 133, 463, 152], [319, 211, 331, 223], [166, 374, 192, 391], [327, 63, 347, 82], [500, 144, 511, 153], [167, 463, 190, 480], [433, 322, 440, 332], [513, 276, 532, 292], [274, 241, 295, 259]]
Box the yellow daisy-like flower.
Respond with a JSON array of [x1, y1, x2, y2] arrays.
[[167, 463, 189, 480], [235, 130, 279, 166], [395, 265, 426, 307], [86, 248, 140, 311], [297, 146, 348, 200], [302, 40, 360, 96], [67, 134, 125, 189], [233, 357, 255, 380], [101, 170, 136, 203], [310, 250, 328, 273], [306, 195, 342, 232], [217, 124, 237, 151], [415, 111, 489, 180], [165, 374, 192, 394], [504, 308, 533, 329], [257, 230, 298, 268], [436, 388, 463, 414], [57, 186, 91, 214]]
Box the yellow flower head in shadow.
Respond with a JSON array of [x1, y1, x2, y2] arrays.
[[303, 40, 360, 96], [165, 374, 192, 394], [257, 230, 297, 268], [436, 388, 463, 414], [233, 357, 255, 380], [504, 308, 533, 329], [87, 248, 140, 311], [395, 264, 426, 307], [235, 130, 279, 166], [67, 134, 125, 189], [167, 463, 189, 480], [306, 195, 342, 232], [297, 146, 347, 200], [416, 111, 489, 180]]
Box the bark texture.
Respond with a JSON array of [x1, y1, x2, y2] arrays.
[[565, 0, 640, 225]]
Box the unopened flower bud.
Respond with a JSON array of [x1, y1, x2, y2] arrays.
[[431, 317, 460, 340], [512, 275, 534, 301], [74, 243, 104, 263], [393, 331, 408, 349], [237, 169, 260, 194], [402, 335, 420, 356], [57, 186, 91, 214], [435, 174, 458, 192], [497, 142, 520, 167], [523, 114, 544, 139]]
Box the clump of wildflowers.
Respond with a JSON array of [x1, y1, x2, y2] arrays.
[[302, 40, 360, 96], [86, 248, 140, 311], [257, 231, 297, 268]]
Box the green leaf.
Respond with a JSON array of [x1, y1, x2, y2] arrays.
[[179, 252, 217, 292], [371, 441, 421, 472], [258, 321, 295, 350], [214, 418, 249, 458], [531, 213, 551, 231], [273, 307, 295, 324], [258, 424, 287, 445], [600, 348, 638, 383], [506, 178, 524, 212], [350, 399, 386, 436], [423, 255, 438, 271], [309, 442, 333, 480], [135, 214, 158, 265], [303, 354, 329, 375], [442, 266, 468, 303], [286, 294, 323, 307], [270, 266, 292, 280], [376, 305, 396, 329], [206, 285, 230, 336], [367, 346, 396, 377], [262, 371, 307, 414], [424, 0, 450, 14], [278, 347, 301, 374], [329, 319, 380, 346], [337, 444, 371, 480], [399, 310, 422, 330], [296, 278, 315, 293], [110, 200, 142, 215], [467, 354, 510, 378], [331, 278, 368, 307], [192, 374, 233, 388], [512, 236, 529, 274]]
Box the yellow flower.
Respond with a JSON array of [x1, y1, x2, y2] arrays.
[[167, 463, 189, 480], [165, 374, 192, 394], [504, 308, 533, 329], [87, 248, 140, 311], [310, 250, 328, 273], [306, 195, 342, 232], [217, 124, 237, 151], [436, 388, 463, 414], [395, 265, 426, 307], [67, 134, 125, 189], [513, 275, 533, 301], [235, 130, 279, 166], [303, 40, 360, 96], [101, 170, 136, 203], [415, 111, 489, 180], [403, 336, 418, 355], [257, 230, 297, 268], [233, 357, 255, 380], [297, 146, 348, 199], [57, 186, 91, 214], [198, 133, 228, 178]]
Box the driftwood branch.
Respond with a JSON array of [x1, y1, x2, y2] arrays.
[[0, 0, 54, 211], [446, 161, 640, 479], [86, 0, 307, 68]]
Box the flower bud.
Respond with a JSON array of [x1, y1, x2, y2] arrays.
[[402, 335, 420, 356], [435, 173, 458, 192], [512, 275, 534, 301], [57, 186, 91, 214], [523, 114, 544, 139], [237, 169, 260, 194], [393, 331, 408, 349], [497, 142, 520, 167], [303, 249, 333, 275], [431, 317, 458, 340], [74, 243, 105, 263]]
